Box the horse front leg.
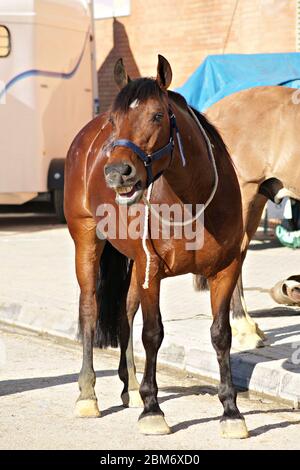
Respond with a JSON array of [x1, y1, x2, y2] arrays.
[[119, 263, 143, 408], [136, 270, 170, 435], [72, 222, 104, 418], [209, 258, 249, 439]]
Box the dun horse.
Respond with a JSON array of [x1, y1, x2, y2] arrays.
[[195, 86, 300, 350], [64, 56, 248, 438]]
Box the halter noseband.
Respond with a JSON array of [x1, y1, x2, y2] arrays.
[[111, 110, 177, 187]]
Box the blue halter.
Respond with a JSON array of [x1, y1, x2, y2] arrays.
[[111, 110, 178, 187]]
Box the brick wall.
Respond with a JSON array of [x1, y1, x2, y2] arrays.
[[94, 0, 296, 112]]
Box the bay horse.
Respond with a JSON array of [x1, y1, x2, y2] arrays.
[[195, 86, 300, 350], [64, 55, 248, 438]]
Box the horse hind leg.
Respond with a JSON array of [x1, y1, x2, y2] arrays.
[[231, 192, 267, 350], [119, 263, 143, 408], [209, 258, 249, 439], [231, 274, 266, 350], [193, 273, 265, 350], [232, 180, 300, 349]]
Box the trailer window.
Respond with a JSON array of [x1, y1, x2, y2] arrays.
[[0, 26, 10, 57]]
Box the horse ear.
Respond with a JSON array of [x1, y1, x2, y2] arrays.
[[156, 54, 172, 91], [114, 58, 131, 90]]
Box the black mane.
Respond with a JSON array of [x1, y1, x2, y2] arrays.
[[112, 81, 228, 158], [168, 90, 228, 154], [112, 78, 163, 113]]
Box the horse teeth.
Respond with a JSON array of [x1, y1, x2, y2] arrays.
[[116, 186, 133, 194]]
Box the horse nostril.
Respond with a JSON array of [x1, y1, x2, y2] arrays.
[[121, 164, 133, 176], [104, 163, 134, 178]]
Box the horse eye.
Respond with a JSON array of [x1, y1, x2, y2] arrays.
[[152, 112, 164, 123]]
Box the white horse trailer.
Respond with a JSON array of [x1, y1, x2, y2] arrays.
[[0, 0, 97, 221]]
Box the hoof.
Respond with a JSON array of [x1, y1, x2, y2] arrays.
[[232, 332, 265, 351], [231, 317, 266, 350], [138, 414, 171, 435], [220, 418, 249, 439], [74, 399, 101, 418], [122, 390, 144, 408]]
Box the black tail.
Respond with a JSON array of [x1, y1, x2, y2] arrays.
[[78, 242, 131, 349], [96, 242, 131, 348], [193, 274, 209, 291]]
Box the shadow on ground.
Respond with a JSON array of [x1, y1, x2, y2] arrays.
[[249, 306, 300, 318], [0, 202, 65, 233], [248, 238, 281, 250], [0, 369, 117, 397]]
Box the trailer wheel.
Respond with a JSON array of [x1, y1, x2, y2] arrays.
[[53, 189, 66, 223]]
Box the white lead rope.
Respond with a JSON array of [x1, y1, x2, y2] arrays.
[[142, 182, 154, 289], [142, 106, 219, 288]]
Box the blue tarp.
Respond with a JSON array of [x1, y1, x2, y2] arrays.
[[176, 53, 300, 112]]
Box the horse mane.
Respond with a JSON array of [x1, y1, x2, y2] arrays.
[[112, 77, 163, 113], [111, 79, 230, 162], [168, 90, 229, 157]]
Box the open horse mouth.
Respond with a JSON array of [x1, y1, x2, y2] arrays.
[[114, 180, 143, 205]]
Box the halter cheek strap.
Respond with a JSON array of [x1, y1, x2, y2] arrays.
[[111, 111, 177, 187]]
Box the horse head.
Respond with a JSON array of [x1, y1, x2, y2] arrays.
[[104, 55, 174, 205]]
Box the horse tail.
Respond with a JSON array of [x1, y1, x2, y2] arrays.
[[193, 274, 209, 291], [94, 241, 131, 348]]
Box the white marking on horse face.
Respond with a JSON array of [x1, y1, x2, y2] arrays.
[[130, 99, 139, 109]]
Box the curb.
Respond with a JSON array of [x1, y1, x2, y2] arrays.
[[1, 301, 300, 407], [133, 335, 300, 406]]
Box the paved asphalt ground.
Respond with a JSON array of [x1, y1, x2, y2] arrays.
[[1, 210, 300, 404], [1, 323, 300, 450]]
